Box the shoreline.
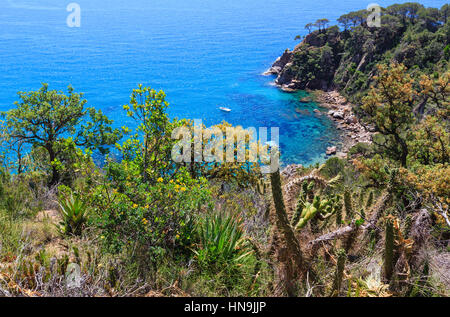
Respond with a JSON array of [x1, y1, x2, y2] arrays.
[[263, 60, 372, 160], [311, 90, 373, 157], [280, 89, 373, 178]]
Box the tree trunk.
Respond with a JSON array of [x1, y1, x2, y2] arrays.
[[46, 144, 59, 187], [394, 134, 408, 167], [143, 136, 149, 182]]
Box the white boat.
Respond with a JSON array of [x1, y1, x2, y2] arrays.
[[219, 106, 231, 112]]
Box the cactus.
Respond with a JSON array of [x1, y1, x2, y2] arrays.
[[269, 169, 304, 270], [360, 208, 366, 221], [331, 249, 347, 296], [291, 181, 311, 226], [335, 199, 343, 226], [295, 201, 320, 230], [256, 178, 267, 195], [366, 190, 374, 209], [294, 195, 337, 231], [344, 228, 358, 253], [344, 189, 353, 221], [403, 214, 413, 237], [291, 198, 304, 227], [384, 215, 395, 283], [358, 188, 366, 207]]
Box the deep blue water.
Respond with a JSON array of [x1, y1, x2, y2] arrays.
[[0, 0, 447, 165]]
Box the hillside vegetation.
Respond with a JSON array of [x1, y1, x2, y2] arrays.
[[268, 3, 449, 101]]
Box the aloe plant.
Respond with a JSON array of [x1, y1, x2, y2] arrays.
[[194, 212, 252, 269], [57, 194, 90, 236]]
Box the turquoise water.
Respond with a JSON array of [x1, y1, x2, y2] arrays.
[[0, 0, 446, 165]]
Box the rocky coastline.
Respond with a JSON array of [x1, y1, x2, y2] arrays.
[[265, 47, 373, 163], [313, 90, 373, 156]]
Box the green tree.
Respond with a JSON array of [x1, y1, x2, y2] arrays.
[[121, 85, 186, 183], [441, 4, 450, 23], [338, 14, 351, 30], [305, 23, 314, 34], [409, 116, 449, 165], [387, 3, 410, 25], [2, 84, 122, 186], [315, 19, 330, 31], [361, 63, 416, 167]]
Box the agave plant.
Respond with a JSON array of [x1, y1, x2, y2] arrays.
[[194, 212, 252, 269], [57, 194, 89, 236]]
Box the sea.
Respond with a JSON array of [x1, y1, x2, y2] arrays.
[[0, 0, 446, 165]]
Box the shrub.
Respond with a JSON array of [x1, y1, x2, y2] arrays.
[[91, 169, 212, 265], [57, 194, 90, 236], [348, 142, 374, 157], [0, 210, 23, 261], [321, 157, 345, 178]]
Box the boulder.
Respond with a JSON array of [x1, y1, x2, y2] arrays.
[[346, 115, 357, 124], [333, 111, 344, 119], [281, 164, 303, 178], [326, 146, 337, 155]]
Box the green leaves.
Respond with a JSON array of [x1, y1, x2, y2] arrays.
[[2, 84, 122, 185], [57, 193, 90, 236], [194, 212, 252, 270], [361, 63, 416, 167], [120, 85, 178, 182]]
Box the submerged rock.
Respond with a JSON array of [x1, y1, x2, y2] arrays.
[[300, 96, 313, 103]]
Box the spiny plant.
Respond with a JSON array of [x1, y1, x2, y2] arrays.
[[360, 208, 366, 221], [358, 188, 366, 208], [256, 178, 269, 195], [194, 212, 252, 270], [335, 199, 343, 226], [57, 194, 90, 236], [270, 167, 304, 296], [366, 191, 374, 210], [344, 189, 354, 221], [291, 181, 314, 226], [384, 215, 395, 283], [294, 194, 338, 231], [331, 249, 346, 297]]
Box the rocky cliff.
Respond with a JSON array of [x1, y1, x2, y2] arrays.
[[265, 26, 342, 92], [266, 9, 449, 100]]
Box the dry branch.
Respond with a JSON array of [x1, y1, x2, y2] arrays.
[[308, 221, 356, 247]]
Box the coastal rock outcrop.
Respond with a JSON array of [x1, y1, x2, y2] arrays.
[[264, 49, 293, 76], [265, 27, 342, 91]]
